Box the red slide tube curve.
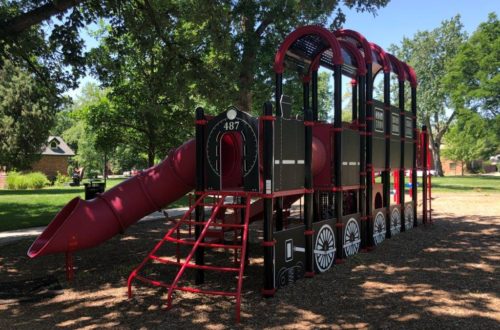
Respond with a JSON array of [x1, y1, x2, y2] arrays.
[[28, 136, 327, 258], [27, 139, 198, 258]]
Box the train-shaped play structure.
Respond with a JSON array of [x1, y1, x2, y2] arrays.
[[28, 26, 432, 322]]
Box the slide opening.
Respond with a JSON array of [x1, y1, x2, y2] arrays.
[[27, 197, 81, 258]]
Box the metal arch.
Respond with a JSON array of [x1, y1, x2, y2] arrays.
[[274, 25, 344, 74], [401, 62, 418, 87], [370, 42, 391, 74], [304, 39, 367, 80], [334, 29, 373, 64], [386, 53, 407, 82]]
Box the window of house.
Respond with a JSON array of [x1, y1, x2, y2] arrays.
[[50, 140, 58, 150], [449, 162, 456, 170], [375, 108, 384, 132], [392, 113, 399, 135]]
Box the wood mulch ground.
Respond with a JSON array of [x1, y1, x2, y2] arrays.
[[0, 192, 499, 329]]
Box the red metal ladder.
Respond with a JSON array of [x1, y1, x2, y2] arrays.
[[127, 192, 252, 322]]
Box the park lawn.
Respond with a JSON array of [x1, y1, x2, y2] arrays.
[[428, 175, 500, 193], [0, 175, 498, 232], [0, 178, 191, 232]]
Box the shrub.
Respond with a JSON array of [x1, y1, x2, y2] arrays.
[[6, 171, 49, 189], [27, 172, 49, 189], [55, 171, 70, 186]]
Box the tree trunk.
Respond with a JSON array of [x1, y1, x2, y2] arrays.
[[461, 160, 464, 176], [147, 142, 155, 168], [425, 117, 444, 176], [432, 144, 444, 176]]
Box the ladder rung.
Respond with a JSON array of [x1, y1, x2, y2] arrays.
[[165, 236, 243, 249], [149, 255, 239, 272], [181, 219, 245, 229], [134, 275, 237, 297]]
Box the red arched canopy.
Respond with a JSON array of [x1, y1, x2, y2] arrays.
[[334, 29, 373, 64], [386, 53, 406, 81], [402, 62, 418, 87], [274, 25, 343, 74], [305, 38, 367, 80], [370, 42, 391, 74]]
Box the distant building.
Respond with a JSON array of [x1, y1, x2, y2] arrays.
[[441, 157, 464, 176], [31, 136, 75, 178]]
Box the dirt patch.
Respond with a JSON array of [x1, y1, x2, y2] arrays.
[[0, 192, 499, 329]]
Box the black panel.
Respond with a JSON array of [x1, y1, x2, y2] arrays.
[[312, 219, 336, 273], [340, 128, 360, 186], [341, 213, 361, 258], [372, 135, 385, 169], [274, 118, 305, 191], [404, 142, 414, 169], [280, 95, 292, 119], [390, 140, 400, 168], [372, 207, 387, 246], [205, 107, 259, 191], [403, 201, 414, 230], [389, 205, 401, 236], [274, 226, 306, 288]]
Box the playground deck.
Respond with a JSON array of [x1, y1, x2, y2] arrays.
[[1, 191, 498, 329]]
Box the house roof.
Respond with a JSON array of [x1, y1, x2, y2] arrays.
[[41, 136, 75, 156]]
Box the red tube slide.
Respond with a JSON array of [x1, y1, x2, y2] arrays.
[[27, 139, 198, 258], [28, 135, 327, 258]]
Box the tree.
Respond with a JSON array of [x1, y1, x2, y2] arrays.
[[0, 1, 106, 93], [86, 1, 389, 167], [59, 83, 107, 176], [444, 13, 499, 118], [0, 58, 58, 170], [390, 16, 467, 176], [443, 109, 498, 175], [181, 0, 390, 113]]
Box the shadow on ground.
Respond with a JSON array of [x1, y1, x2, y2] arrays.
[[0, 194, 498, 329]]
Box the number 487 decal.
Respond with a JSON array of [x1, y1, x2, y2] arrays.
[[224, 121, 240, 130]]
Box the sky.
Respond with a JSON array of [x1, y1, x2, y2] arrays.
[[340, 0, 499, 50], [67, 0, 499, 98]]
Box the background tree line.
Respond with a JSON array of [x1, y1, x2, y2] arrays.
[[0, 1, 497, 176]]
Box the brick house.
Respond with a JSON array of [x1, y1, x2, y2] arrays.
[[441, 157, 464, 176], [31, 136, 75, 179]]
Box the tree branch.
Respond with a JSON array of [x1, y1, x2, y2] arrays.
[[0, 0, 84, 39], [255, 16, 273, 36], [435, 109, 456, 142]]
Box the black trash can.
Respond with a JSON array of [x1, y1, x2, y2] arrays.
[[83, 181, 106, 200]]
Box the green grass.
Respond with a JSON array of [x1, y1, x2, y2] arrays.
[[1, 175, 498, 232], [0, 178, 191, 232], [427, 175, 500, 193]]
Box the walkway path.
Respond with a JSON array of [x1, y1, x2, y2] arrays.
[[0, 207, 189, 246]]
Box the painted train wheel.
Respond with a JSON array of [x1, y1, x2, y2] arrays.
[[373, 211, 386, 246], [343, 218, 360, 257], [405, 204, 414, 230], [390, 208, 401, 236], [314, 224, 336, 273]]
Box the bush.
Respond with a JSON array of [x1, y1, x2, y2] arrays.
[[55, 171, 70, 186], [6, 171, 49, 190]]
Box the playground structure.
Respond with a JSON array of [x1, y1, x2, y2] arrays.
[[27, 26, 432, 322]]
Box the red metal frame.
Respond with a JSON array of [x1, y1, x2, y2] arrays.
[[127, 192, 252, 323]]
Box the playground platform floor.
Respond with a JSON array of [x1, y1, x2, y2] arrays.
[[0, 192, 498, 329]]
